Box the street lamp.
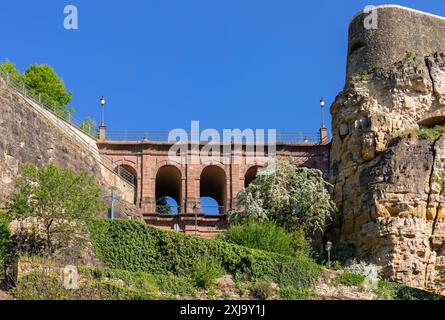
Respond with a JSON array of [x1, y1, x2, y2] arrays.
[[320, 97, 326, 128], [325, 241, 332, 268], [100, 96, 106, 126]]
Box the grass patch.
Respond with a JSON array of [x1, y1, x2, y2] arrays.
[[278, 286, 310, 300], [191, 257, 224, 289], [355, 70, 368, 81], [400, 125, 445, 141], [335, 272, 365, 287], [375, 281, 444, 300], [12, 268, 156, 300], [250, 280, 274, 300], [79, 266, 198, 299]]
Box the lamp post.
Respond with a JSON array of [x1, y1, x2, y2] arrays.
[[319, 97, 328, 144], [103, 187, 122, 220], [320, 97, 326, 128], [325, 241, 332, 268], [100, 96, 106, 126]]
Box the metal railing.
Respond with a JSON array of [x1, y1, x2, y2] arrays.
[[156, 205, 180, 215], [199, 206, 225, 215], [105, 131, 323, 144], [0, 69, 98, 137], [152, 205, 226, 215], [114, 166, 136, 186], [0, 69, 135, 188]]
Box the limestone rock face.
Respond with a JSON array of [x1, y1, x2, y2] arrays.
[[330, 53, 445, 291]]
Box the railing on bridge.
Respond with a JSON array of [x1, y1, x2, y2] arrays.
[[156, 205, 180, 215], [105, 131, 323, 144], [154, 205, 225, 215]]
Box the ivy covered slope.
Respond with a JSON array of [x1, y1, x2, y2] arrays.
[[0, 211, 11, 279], [87, 219, 322, 290]]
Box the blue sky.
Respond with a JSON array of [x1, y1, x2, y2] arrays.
[[1, 1, 444, 135]]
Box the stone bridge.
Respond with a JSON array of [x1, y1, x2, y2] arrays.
[[97, 128, 330, 237]]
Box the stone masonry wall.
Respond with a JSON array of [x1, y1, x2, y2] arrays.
[[0, 77, 141, 219], [347, 5, 445, 81]]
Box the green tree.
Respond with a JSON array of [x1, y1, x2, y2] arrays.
[[22, 64, 72, 113], [0, 59, 21, 81], [9, 164, 104, 256], [80, 117, 97, 136], [230, 157, 337, 235], [156, 197, 172, 214]]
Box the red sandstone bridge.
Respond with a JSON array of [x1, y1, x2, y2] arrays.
[[97, 127, 330, 238]]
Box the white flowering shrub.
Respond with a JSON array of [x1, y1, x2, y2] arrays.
[[230, 157, 337, 234], [345, 260, 383, 290]]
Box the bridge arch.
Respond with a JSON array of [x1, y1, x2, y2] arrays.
[[200, 165, 227, 214], [244, 166, 261, 188], [114, 164, 138, 204], [155, 165, 182, 214]]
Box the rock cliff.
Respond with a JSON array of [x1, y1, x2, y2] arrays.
[[330, 52, 445, 291]]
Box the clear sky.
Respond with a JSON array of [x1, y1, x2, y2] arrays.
[[1, 1, 444, 135]]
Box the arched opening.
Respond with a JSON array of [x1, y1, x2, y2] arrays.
[[156, 196, 179, 214], [418, 116, 445, 127], [200, 166, 226, 215], [114, 164, 137, 204], [156, 165, 182, 214], [244, 166, 260, 188]]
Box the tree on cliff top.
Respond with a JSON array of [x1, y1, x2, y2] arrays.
[[80, 117, 97, 137], [22, 64, 73, 113], [9, 164, 105, 256], [230, 157, 337, 235], [0, 59, 21, 81]]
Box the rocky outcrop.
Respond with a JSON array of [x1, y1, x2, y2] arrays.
[[330, 52, 445, 291], [0, 77, 142, 220]]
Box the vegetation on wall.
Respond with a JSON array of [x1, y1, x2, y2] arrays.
[[0, 211, 11, 280], [87, 218, 322, 290]]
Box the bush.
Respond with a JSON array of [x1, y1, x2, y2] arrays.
[[344, 260, 382, 280], [232, 158, 337, 235], [335, 272, 365, 287], [13, 268, 156, 300], [79, 266, 197, 299], [250, 280, 274, 300], [220, 221, 309, 258], [191, 257, 224, 289], [375, 281, 444, 300], [88, 219, 322, 290], [278, 286, 309, 300], [0, 211, 11, 279]]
